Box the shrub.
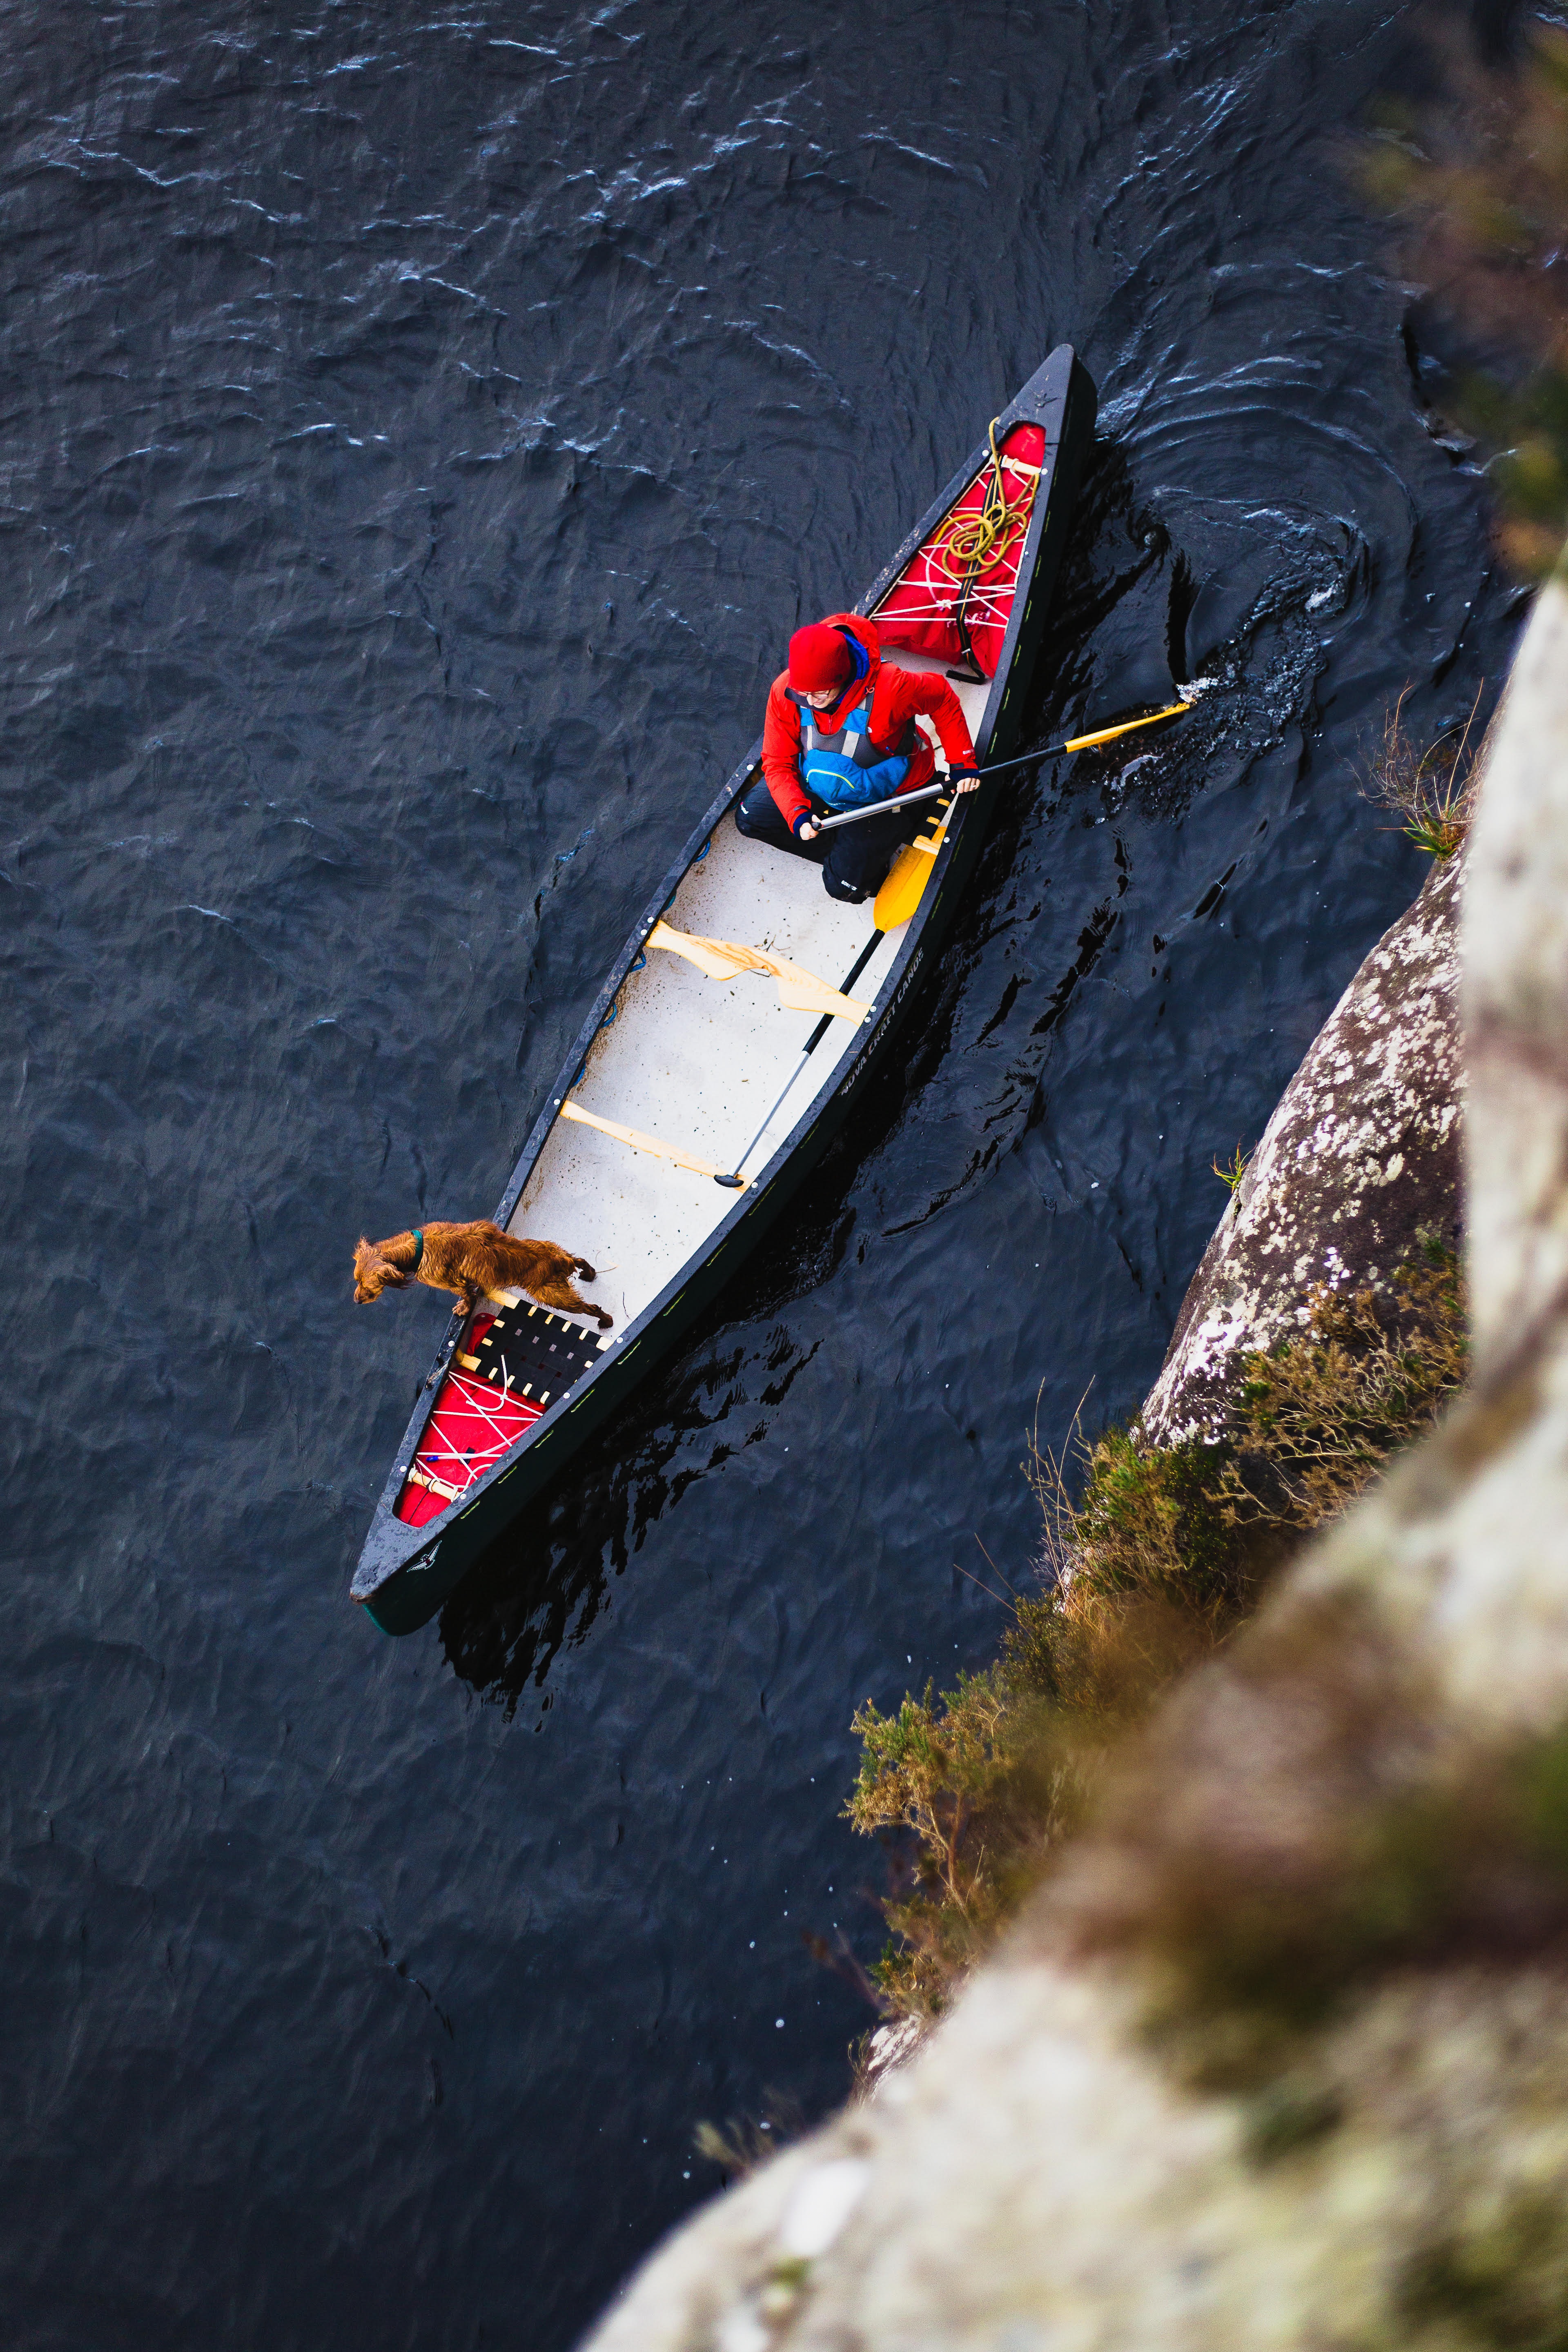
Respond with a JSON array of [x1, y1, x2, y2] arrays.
[[846, 1243, 1469, 2022], [844, 1671, 1091, 2014]]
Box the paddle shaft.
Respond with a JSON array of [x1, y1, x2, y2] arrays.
[[813, 700, 1193, 833], [719, 931, 884, 1184]]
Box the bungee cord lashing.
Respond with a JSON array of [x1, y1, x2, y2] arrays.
[[929, 416, 1035, 586]]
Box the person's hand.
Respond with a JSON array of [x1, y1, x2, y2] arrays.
[[794, 813, 822, 841], [949, 766, 982, 797]]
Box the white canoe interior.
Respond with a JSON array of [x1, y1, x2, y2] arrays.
[[509, 653, 990, 1336]]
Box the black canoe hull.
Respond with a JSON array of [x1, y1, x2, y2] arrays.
[[352, 345, 1097, 1634]]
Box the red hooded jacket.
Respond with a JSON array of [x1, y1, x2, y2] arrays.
[[760, 612, 977, 833]]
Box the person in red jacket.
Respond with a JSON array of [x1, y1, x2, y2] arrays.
[[733, 612, 981, 903]]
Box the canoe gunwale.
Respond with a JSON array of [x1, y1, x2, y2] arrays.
[[350, 345, 1095, 1623]]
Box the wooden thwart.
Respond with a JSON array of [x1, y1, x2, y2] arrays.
[[648, 919, 869, 1024], [561, 1098, 751, 1187]]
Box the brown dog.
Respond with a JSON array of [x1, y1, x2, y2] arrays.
[[352, 1220, 613, 1331]]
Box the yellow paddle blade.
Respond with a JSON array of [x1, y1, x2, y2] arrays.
[[875, 820, 948, 931], [647, 918, 757, 983], [649, 919, 867, 1021], [769, 966, 871, 1022]]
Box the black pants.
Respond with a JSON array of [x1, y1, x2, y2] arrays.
[[732, 778, 924, 905]]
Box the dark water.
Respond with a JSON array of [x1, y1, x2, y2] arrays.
[[1, 2, 1521, 2345]]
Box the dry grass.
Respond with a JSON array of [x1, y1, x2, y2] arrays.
[[1361, 683, 1485, 858], [693, 2094, 804, 2183]]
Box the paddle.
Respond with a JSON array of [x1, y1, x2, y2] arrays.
[[713, 700, 1193, 1187], [813, 699, 1194, 835], [871, 698, 1193, 934]]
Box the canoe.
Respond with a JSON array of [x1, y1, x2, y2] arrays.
[[352, 344, 1097, 1633]]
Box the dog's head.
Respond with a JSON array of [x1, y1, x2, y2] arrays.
[[353, 1235, 409, 1305]]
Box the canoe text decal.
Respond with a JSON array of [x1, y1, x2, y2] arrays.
[[838, 948, 924, 1098]]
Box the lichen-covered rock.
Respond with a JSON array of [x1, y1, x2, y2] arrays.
[[1142, 852, 1465, 1445], [588, 1963, 1568, 2352], [579, 581, 1568, 2352]]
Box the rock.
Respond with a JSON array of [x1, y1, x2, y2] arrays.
[[1462, 588, 1568, 1381], [580, 584, 1568, 2352], [591, 1964, 1568, 2352], [1142, 852, 1465, 1444]]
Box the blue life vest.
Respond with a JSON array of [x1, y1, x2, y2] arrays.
[[788, 680, 913, 811]]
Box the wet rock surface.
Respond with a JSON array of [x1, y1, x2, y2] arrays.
[[1142, 851, 1466, 1444]]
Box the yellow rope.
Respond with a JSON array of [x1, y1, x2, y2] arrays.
[[930, 418, 1033, 586]]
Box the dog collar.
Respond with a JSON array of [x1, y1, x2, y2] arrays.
[[409, 1228, 423, 1272]]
